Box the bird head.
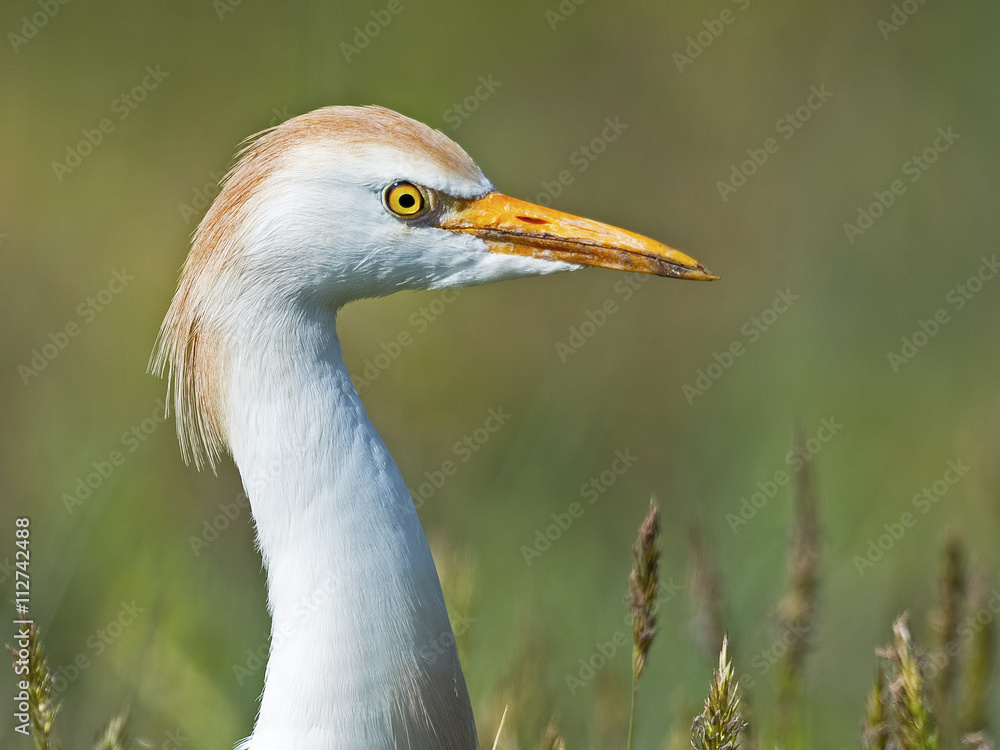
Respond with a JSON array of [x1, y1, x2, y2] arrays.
[[153, 105, 715, 468]]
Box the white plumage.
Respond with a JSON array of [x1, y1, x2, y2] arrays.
[[153, 105, 712, 749]]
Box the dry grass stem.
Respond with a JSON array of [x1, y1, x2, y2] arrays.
[[491, 705, 509, 750], [776, 438, 821, 727], [928, 534, 966, 724], [686, 526, 726, 662], [535, 718, 567, 750], [959, 569, 995, 735]]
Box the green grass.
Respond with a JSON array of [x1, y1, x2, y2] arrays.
[[17, 465, 994, 750]]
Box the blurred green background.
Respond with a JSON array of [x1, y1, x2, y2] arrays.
[[3, 0, 999, 747]]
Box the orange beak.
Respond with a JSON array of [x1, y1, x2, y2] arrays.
[[438, 192, 716, 281]]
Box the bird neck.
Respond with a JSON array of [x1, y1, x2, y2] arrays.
[[224, 304, 477, 749]]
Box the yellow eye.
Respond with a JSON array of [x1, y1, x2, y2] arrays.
[[383, 181, 428, 218]]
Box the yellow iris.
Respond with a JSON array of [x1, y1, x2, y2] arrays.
[[383, 181, 427, 217]]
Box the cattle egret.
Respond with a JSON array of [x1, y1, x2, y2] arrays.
[[152, 106, 714, 750]]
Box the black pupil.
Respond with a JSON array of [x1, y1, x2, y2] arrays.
[[398, 192, 416, 209]]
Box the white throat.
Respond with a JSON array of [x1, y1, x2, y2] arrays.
[[225, 302, 476, 750]]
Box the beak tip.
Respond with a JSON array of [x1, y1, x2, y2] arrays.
[[696, 263, 719, 281], [673, 261, 718, 281]]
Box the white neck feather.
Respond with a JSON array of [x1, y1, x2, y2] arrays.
[[225, 303, 477, 750]]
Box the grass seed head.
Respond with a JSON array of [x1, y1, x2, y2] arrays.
[[628, 498, 661, 681], [887, 614, 938, 750], [691, 635, 748, 750], [862, 666, 888, 750], [8, 625, 61, 750]]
